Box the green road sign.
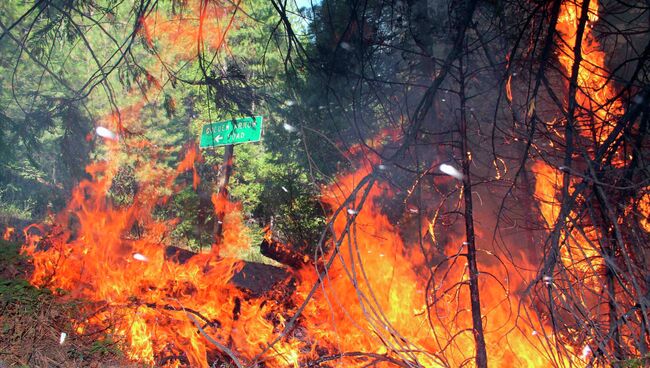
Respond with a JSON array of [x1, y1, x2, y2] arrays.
[[199, 116, 263, 148]]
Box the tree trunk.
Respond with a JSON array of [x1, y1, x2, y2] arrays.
[[459, 49, 488, 368], [214, 144, 234, 245]]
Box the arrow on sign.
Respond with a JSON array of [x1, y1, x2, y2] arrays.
[[214, 135, 223, 142]]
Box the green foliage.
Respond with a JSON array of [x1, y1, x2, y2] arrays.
[[0, 240, 49, 313], [0, 239, 26, 271], [0, 0, 328, 254], [236, 151, 326, 247], [0, 189, 35, 221], [68, 336, 124, 361], [0, 1, 105, 221], [168, 187, 206, 251], [0, 277, 50, 313], [618, 356, 650, 368]]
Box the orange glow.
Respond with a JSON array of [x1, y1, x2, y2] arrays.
[[532, 161, 561, 226], [505, 74, 513, 102], [555, 0, 623, 143], [140, 1, 232, 63], [540, 0, 624, 274], [21, 145, 267, 366], [2, 227, 14, 241], [525, 1, 639, 362], [176, 145, 201, 190], [532, 161, 603, 284], [639, 190, 650, 232], [296, 159, 577, 367]]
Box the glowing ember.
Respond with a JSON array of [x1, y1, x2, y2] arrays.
[[639, 191, 650, 232]]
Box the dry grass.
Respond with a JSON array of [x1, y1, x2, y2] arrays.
[[0, 240, 132, 368]]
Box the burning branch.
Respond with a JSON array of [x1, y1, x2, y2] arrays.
[[251, 174, 378, 364], [184, 309, 245, 368]]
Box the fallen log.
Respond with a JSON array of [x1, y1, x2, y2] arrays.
[[164, 245, 197, 264], [230, 262, 291, 297], [164, 245, 291, 296], [259, 238, 310, 269]]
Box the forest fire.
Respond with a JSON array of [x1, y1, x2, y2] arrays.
[[2, 0, 647, 367], [21, 139, 582, 367], [533, 0, 622, 295], [528, 0, 649, 364], [11, 0, 602, 366]]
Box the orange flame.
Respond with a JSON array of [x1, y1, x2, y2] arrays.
[[2, 227, 15, 241], [527, 0, 642, 362], [555, 0, 623, 143]]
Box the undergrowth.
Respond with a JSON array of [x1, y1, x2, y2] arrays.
[[0, 240, 130, 367]]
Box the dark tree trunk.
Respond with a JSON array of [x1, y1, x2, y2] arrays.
[[459, 49, 488, 368]]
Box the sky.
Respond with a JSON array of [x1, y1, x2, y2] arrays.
[[294, 0, 321, 9]]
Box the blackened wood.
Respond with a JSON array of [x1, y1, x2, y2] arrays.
[[164, 245, 289, 296], [260, 238, 310, 269], [459, 44, 487, 368], [230, 262, 290, 297], [165, 246, 197, 264]]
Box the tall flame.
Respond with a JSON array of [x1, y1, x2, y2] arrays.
[[555, 0, 623, 142], [537, 0, 624, 274], [530, 0, 644, 363]]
